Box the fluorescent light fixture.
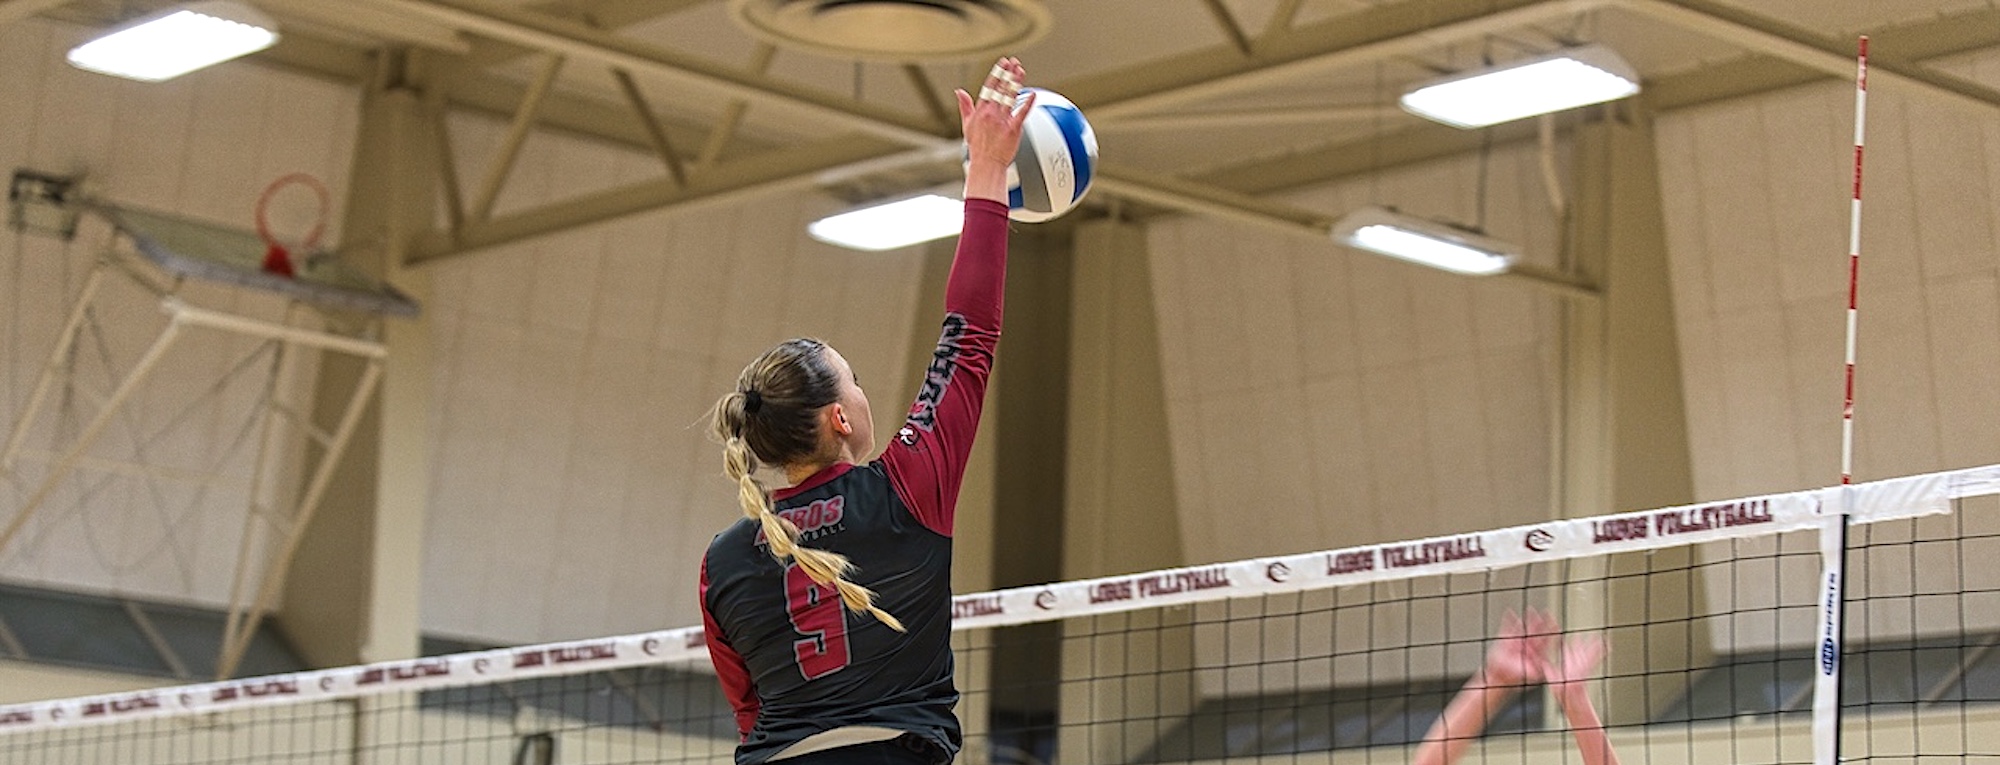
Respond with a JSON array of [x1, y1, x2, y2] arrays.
[[808, 192, 965, 251], [68, 1, 280, 82], [1400, 44, 1639, 129], [1330, 206, 1515, 276]]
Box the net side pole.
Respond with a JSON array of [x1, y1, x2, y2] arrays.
[[1817, 34, 1868, 765], [1815, 511, 1849, 765]]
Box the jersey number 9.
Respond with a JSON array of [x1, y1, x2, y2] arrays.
[[785, 564, 851, 680]]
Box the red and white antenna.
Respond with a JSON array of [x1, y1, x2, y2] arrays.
[[1840, 37, 1868, 486], [1819, 39, 1870, 765]]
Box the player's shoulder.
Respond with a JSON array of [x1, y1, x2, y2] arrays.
[[702, 518, 779, 592], [845, 459, 905, 502], [857, 458, 894, 482], [706, 517, 761, 555]]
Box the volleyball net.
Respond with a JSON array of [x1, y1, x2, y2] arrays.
[[2, 465, 1997, 765]]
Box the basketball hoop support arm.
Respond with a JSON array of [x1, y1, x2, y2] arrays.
[[0, 295, 387, 561], [0, 265, 106, 475]]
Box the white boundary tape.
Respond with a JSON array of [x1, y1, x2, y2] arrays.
[[0, 464, 1989, 735]]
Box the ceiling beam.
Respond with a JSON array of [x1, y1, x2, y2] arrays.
[[1197, 0, 1253, 55], [1094, 104, 1409, 132], [259, 0, 472, 54], [1187, 2, 2000, 199], [1259, 0, 1308, 40], [1641, 55, 1821, 110], [215, 0, 1621, 266], [1094, 161, 1598, 300], [388, 0, 1618, 263], [444, 64, 744, 157], [457, 0, 711, 69], [262, 29, 764, 166], [1644, 4, 2000, 110], [695, 44, 780, 171], [546, 0, 712, 28], [1099, 1, 2000, 283], [254, 27, 383, 84], [410, 134, 907, 263], [394, 0, 1614, 157], [468, 53, 565, 222], [265, 36, 746, 163], [1094, 161, 1335, 233], [395, 0, 2000, 268], [43, 0, 1994, 271], [1067, 0, 1613, 120], [1622, 0, 2000, 115], [1195, 120, 1526, 197], [356, 0, 950, 146]]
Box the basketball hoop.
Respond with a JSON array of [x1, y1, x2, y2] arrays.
[[254, 173, 330, 279]]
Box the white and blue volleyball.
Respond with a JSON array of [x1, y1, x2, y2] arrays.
[[1007, 88, 1098, 223]]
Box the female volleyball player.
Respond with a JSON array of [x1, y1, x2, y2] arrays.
[[698, 58, 1033, 765], [1413, 609, 1620, 765]]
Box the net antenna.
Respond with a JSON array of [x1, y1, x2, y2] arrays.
[[0, 168, 417, 680], [1814, 35, 1869, 765]]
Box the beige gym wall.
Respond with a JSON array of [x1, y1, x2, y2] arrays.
[[418, 111, 935, 644], [1143, 139, 1565, 566]]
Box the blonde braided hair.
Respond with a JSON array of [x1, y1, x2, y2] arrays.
[[712, 339, 904, 632]]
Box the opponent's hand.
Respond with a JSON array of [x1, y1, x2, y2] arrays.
[[1481, 608, 1558, 688], [1542, 634, 1608, 697], [955, 57, 1034, 202]]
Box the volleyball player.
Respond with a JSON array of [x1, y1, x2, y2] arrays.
[[1413, 609, 1621, 765], [698, 58, 1033, 765]]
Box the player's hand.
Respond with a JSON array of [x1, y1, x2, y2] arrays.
[[1481, 609, 1558, 688], [1542, 634, 1607, 697], [956, 57, 1034, 186]]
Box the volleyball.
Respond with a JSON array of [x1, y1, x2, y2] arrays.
[[1006, 88, 1098, 223]]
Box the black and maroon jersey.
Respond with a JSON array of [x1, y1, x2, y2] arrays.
[[701, 198, 1010, 765]]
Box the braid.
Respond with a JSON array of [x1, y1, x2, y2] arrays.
[[711, 369, 904, 632]]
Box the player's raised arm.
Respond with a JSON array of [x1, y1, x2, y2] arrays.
[[1544, 635, 1620, 765], [1411, 610, 1556, 765], [881, 58, 1031, 537], [700, 58, 1040, 765]]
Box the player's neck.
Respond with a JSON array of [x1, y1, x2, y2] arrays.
[[784, 459, 841, 486], [784, 441, 859, 486]]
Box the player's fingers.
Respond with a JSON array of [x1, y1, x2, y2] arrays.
[[1497, 609, 1523, 638], [1010, 90, 1038, 129], [1574, 635, 1607, 665], [1534, 654, 1559, 681], [976, 58, 1021, 111], [1529, 608, 1559, 636]]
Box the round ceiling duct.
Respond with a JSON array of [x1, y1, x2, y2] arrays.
[[727, 0, 1052, 62]]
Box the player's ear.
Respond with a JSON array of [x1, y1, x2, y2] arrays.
[[827, 403, 853, 436]]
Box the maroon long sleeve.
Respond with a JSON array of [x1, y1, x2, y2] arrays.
[[700, 556, 761, 738], [881, 198, 1009, 536]]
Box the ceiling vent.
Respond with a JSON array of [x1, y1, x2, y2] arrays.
[[727, 0, 1051, 62]]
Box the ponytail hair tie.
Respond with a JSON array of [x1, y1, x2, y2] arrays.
[[742, 389, 763, 414]]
